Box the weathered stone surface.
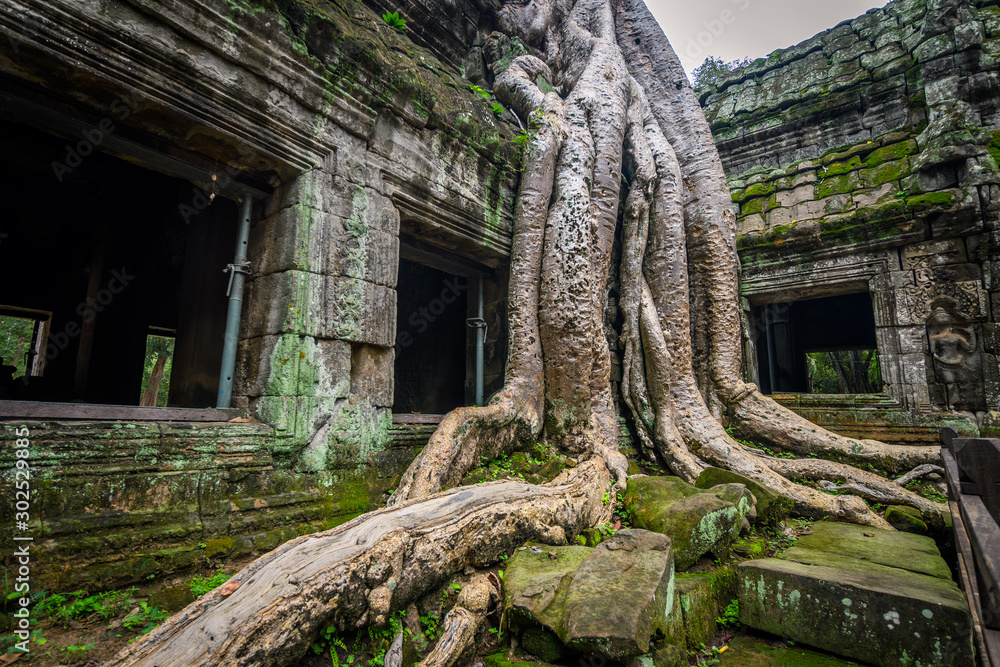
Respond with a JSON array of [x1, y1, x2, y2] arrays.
[[504, 530, 674, 660], [716, 634, 867, 666], [695, 468, 792, 527], [884, 504, 928, 534], [625, 476, 754, 570], [738, 522, 973, 667], [0, 420, 415, 591], [674, 568, 738, 648]]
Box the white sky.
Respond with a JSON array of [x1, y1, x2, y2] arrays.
[[646, 0, 885, 77]]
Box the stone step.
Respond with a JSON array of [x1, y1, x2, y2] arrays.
[[737, 522, 973, 667]]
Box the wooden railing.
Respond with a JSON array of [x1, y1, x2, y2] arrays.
[[940, 427, 1000, 666]]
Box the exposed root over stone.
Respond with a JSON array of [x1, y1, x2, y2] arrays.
[[418, 574, 498, 667], [102, 462, 611, 667]]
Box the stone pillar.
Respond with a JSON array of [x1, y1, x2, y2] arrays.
[[236, 160, 400, 471]]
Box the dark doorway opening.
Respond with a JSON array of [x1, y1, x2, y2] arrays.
[[0, 120, 237, 408], [753, 292, 882, 394], [393, 258, 469, 414]]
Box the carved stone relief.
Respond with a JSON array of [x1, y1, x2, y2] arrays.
[[926, 299, 985, 411]]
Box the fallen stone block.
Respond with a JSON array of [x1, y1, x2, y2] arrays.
[[738, 522, 973, 667], [625, 476, 755, 569], [695, 467, 793, 527], [503, 529, 675, 661]]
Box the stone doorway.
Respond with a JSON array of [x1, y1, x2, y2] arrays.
[[752, 292, 882, 395], [392, 257, 470, 415]]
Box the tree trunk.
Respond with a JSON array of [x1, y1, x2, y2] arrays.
[[140, 354, 168, 407]]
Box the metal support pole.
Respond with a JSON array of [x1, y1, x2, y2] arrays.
[[216, 194, 253, 409], [475, 276, 484, 407], [465, 277, 487, 407], [765, 304, 778, 394]]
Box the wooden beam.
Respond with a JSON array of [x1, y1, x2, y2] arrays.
[[950, 497, 993, 666], [392, 413, 445, 425], [0, 400, 241, 422]]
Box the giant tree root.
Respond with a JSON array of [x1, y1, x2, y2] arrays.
[[101, 461, 611, 667], [419, 573, 497, 667], [759, 455, 948, 529]]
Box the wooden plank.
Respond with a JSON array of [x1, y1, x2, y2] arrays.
[[0, 400, 241, 422], [951, 498, 993, 666], [986, 628, 1000, 667], [940, 426, 959, 450], [942, 447, 963, 493], [392, 413, 445, 425], [955, 439, 1000, 524], [962, 496, 1000, 629]]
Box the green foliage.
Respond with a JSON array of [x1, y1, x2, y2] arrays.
[[34, 588, 136, 626], [312, 612, 405, 666], [905, 480, 947, 503], [690, 641, 725, 666], [381, 10, 407, 30], [189, 569, 232, 597], [469, 85, 506, 117], [807, 349, 882, 394], [122, 601, 169, 635], [139, 334, 175, 406], [716, 598, 739, 627], [1, 628, 46, 654], [691, 55, 752, 90], [0, 315, 36, 379], [61, 642, 96, 654]]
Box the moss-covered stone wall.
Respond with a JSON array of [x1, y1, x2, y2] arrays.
[[0, 420, 422, 591], [0, 0, 522, 588], [702, 0, 1000, 430]]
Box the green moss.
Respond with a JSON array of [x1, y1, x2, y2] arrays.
[[203, 537, 237, 558], [865, 140, 915, 166], [905, 191, 955, 212], [820, 156, 862, 177], [863, 159, 911, 186], [718, 635, 869, 666], [815, 173, 859, 198], [743, 182, 774, 199], [482, 651, 556, 667], [739, 198, 766, 215], [625, 477, 752, 570]]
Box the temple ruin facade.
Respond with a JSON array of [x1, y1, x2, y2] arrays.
[[0, 0, 997, 589]]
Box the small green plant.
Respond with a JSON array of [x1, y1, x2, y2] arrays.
[[690, 642, 724, 666], [1, 628, 46, 654], [716, 598, 739, 627], [61, 642, 96, 653], [381, 10, 407, 30], [189, 569, 233, 597], [468, 85, 506, 117], [35, 588, 136, 626], [123, 601, 169, 635]]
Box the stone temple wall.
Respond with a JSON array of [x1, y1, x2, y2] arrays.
[[701, 0, 1000, 434], [0, 0, 519, 588]]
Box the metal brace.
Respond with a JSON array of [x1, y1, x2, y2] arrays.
[[466, 317, 488, 340], [224, 261, 252, 297]]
